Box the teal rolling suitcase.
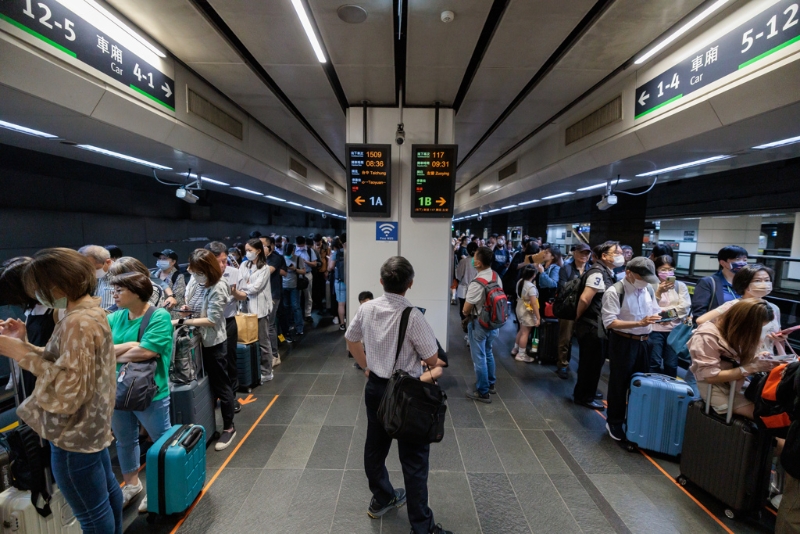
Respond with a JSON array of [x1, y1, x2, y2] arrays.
[[236, 342, 260, 392], [146, 424, 205, 517]]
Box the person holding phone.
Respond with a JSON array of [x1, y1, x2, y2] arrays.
[[648, 255, 691, 378]]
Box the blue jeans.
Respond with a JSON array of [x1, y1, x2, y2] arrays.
[[683, 368, 700, 398], [468, 321, 498, 395], [282, 288, 303, 334], [647, 331, 678, 378], [111, 396, 171, 475], [51, 446, 122, 534]]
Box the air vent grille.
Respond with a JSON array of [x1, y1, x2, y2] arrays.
[[565, 95, 622, 145], [325, 182, 334, 194], [470, 184, 480, 196], [187, 88, 243, 140], [498, 161, 517, 182], [289, 158, 308, 179]]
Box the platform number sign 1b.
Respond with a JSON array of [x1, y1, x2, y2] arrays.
[[376, 222, 398, 242], [634, 0, 800, 119]]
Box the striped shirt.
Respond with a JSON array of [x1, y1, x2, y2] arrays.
[[345, 293, 438, 379], [95, 273, 115, 310]]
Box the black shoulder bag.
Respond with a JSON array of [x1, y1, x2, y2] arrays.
[[115, 306, 160, 411], [377, 308, 448, 445]]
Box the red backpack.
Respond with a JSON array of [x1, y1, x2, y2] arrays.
[[474, 272, 509, 330]]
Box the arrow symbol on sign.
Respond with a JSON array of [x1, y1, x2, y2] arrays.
[[355, 196, 365, 205], [436, 197, 446, 206], [637, 91, 649, 107], [238, 394, 257, 405], [162, 83, 172, 98]]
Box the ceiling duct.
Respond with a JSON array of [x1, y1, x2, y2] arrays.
[[187, 88, 243, 140], [498, 160, 517, 182], [289, 157, 308, 180], [565, 95, 622, 146]]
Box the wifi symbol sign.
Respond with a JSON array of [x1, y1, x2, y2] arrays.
[[375, 222, 398, 241]]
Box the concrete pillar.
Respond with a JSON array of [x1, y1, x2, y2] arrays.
[[345, 107, 455, 349]]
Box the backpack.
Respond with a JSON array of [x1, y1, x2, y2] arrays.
[[473, 272, 508, 329], [4, 425, 52, 517], [170, 325, 201, 384], [552, 274, 586, 320], [746, 361, 800, 438]]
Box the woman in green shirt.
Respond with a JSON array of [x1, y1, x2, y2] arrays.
[[107, 272, 174, 513]]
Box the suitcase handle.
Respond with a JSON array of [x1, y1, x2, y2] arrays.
[[180, 427, 204, 452], [704, 381, 737, 424]]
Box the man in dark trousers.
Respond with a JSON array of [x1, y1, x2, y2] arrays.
[[345, 257, 452, 534]]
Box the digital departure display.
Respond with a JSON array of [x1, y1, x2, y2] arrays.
[[347, 144, 391, 217], [411, 145, 457, 218]]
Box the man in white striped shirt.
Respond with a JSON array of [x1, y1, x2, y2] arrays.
[[345, 257, 452, 534]]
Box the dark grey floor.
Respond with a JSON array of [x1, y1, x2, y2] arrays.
[[121, 306, 776, 534]]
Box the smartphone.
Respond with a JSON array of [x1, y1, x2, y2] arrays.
[[667, 276, 676, 283], [658, 309, 678, 322]]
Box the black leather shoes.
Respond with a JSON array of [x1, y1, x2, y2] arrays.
[[575, 399, 605, 410]]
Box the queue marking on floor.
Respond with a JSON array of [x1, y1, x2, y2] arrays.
[[591, 408, 735, 534], [169, 394, 279, 534]]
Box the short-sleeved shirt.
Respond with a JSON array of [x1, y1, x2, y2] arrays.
[[345, 293, 438, 379], [466, 268, 503, 315], [222, 265, 240, 318], [282, 255, 305, 289], [266, 251, 287, 301], [107, 307, 174, 402], [580, 265, 616, 323]]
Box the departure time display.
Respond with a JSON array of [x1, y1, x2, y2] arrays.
[[411, 145, 457, 218], [347, 144, 391, 217]]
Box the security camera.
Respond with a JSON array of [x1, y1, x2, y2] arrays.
[[441, 10, 454, 23], [321, 213, 327, 219], [596, 194, 617, 211], [477, 214, 483, 221], [395, 123, 405, 145], [176, 188, 199, 204]]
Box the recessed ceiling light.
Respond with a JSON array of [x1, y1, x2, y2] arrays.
[[75, 144, 172, 170], [636, 155, 732, 177], [291, 0, 327, 62], [0, 119, 57, 139], [266, 195, 286, 202], [337, 4, 367, 23], [542, 192, 574, 200], [753, 135, 800, 150], [634, 0, 729, 65], [232, 186, 263, 196]]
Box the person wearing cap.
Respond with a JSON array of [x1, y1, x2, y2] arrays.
[[152, 249, 185, 318], [601, 256, 662, 442], [555, 242, 591, 379]]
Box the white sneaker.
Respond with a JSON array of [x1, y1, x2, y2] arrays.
[[511, 345, 519, 355], [261, 372, 273, 383], [121, 481, 143, 509], [515, 353, 535, 363], [332, 317, 339, 324], [772, 494, 783, 509], [138, 495, 148, 513], [272, 356, 281, 367]]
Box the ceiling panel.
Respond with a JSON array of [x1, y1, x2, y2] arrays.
[[309, 0, 395, 105], [405, 0, 492, 105]]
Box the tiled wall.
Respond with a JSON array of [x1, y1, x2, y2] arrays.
[[695, 216, 762, 271]]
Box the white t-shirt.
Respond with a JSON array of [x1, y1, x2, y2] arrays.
[[584, 267, 611, 293], [222, 265, 240, 319], [466, 268, 503, 315]]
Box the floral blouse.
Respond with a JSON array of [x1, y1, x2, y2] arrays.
[[16, 297, 116, 453]]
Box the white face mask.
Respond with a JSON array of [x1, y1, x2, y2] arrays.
[[194, 274, 208, 286], [612, 255, 625, 267], [245, 251, 257, 262], [95, 268, 106, 279], [36, 291, 68, 309], [156, 260, 171, 270], [748, 281, 772, 297], [632, 279, 649, 290]]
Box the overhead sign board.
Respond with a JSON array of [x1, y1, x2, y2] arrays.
[[635, 0, 800, 120], [0, 0, 175, 112], [347, 143, 391, 217], [411, 144, 457, 218]]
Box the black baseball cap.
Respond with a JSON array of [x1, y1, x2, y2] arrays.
[[572, 243, 591, 253], [153, 249, 178, 261]]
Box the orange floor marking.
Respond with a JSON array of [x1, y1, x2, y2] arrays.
[[168, 394, 279, 534]]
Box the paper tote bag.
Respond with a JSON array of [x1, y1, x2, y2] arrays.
[[235, 313, 259, 344]]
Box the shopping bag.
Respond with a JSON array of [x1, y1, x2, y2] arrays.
[[235, 313, 259, 344]]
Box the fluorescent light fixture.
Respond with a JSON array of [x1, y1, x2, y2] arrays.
[[542, 192, 575, 200], [290, 0, 326, 62], [711, 215, 740, 219], [577, 179, 629, 192], [518, 199, 540, 205], [75, 144, 172, 170], [0, 119, 57, 139], [634, 0, 730, 65], [487, 208, 501, 213], [201, 177, 229, 186], [287, 201, 303, 207], [679, 217, 701, 220], [266, 195, 286, 202], [636, 155, 732, 177], [232, 186, 263, 196], [313, 208, 325, 212], [502, 205, 517, 209], [479, 211, 488, 215], [303, 205, 315, 210], [60, 0, 166, 65], [753, 135, 800, 150]]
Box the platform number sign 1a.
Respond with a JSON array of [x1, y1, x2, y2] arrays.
[[347, 144, 392, 218], [634, 0, 800, 119]]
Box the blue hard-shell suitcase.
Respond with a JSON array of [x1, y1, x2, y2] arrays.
[[625, 372, 694, 456], [236, 342, 260, 392], [146, 424, 206, 516]]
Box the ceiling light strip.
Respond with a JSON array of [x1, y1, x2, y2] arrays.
[[542, 192, 574, 200], [290, 0, 326, 62], [753, 135, 800, 150], [0, 119, 58, 138], [75, 144, 172, 170], [232, 186, 263, 195], [635, 155, 732, 177]]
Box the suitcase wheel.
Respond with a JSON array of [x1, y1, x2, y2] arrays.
[[724, 509, 735, 520], [676, 475, 688, 486]]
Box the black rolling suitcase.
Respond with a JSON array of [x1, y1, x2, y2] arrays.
[[678, 382, 773, 519], [536, 319, 560, 365], [236, 342, 260, 393]]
